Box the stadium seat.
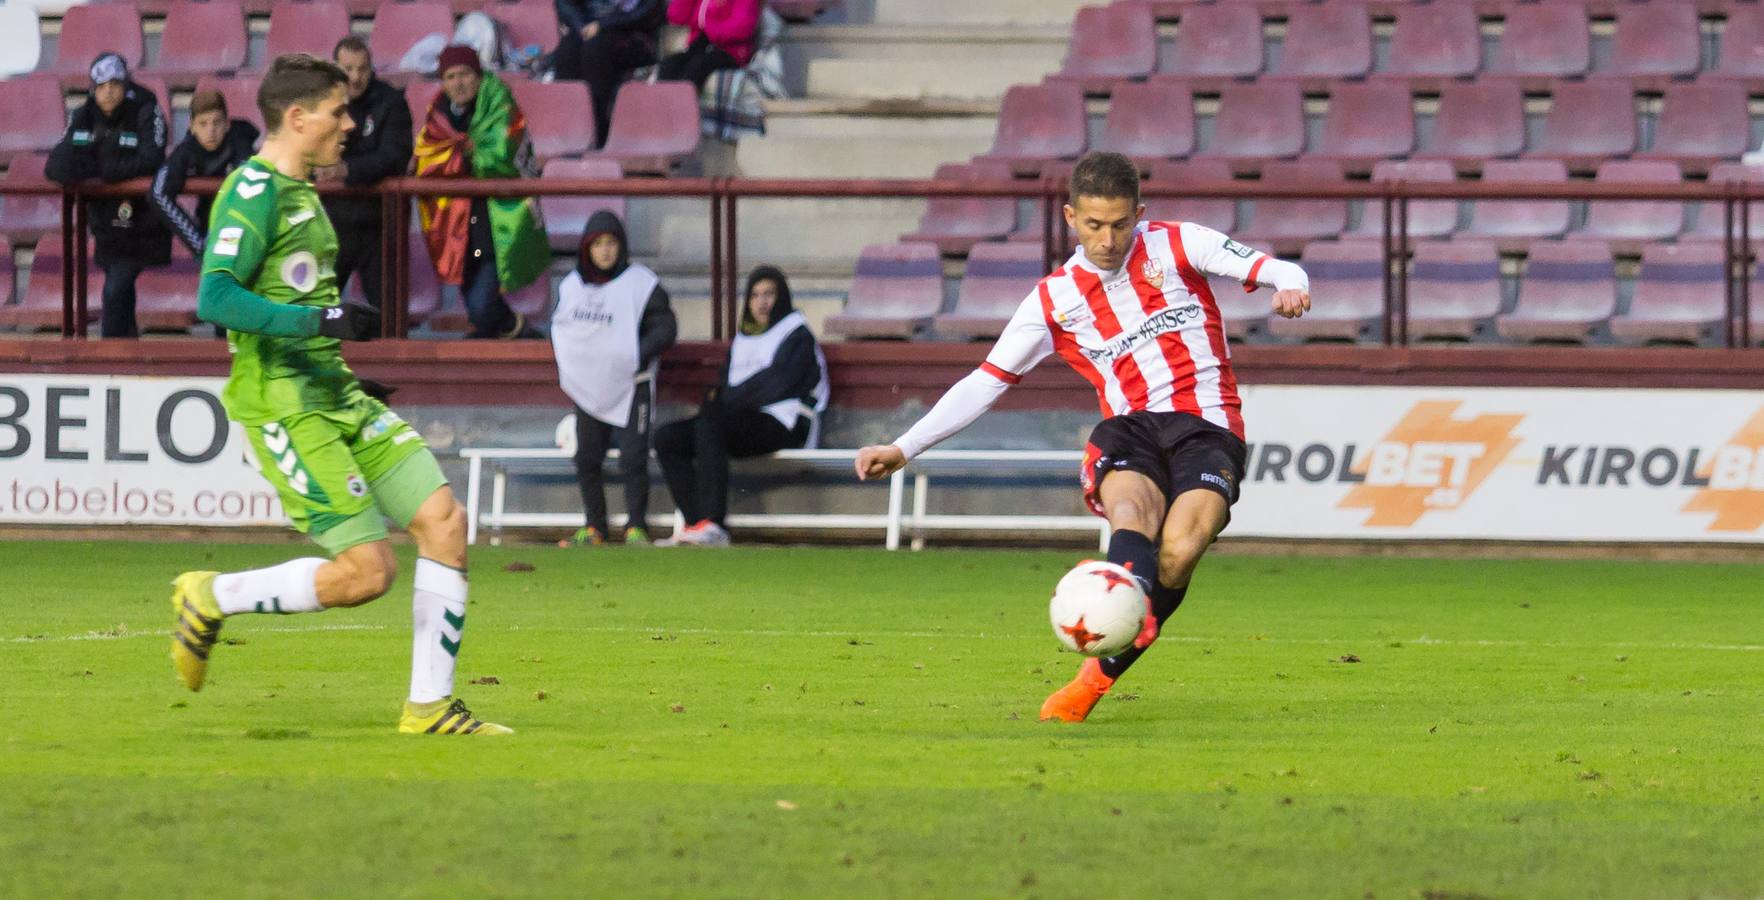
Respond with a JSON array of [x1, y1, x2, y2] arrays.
[[370, 0, 456, 75], [390, 222, 444, 325], [509, 79, 597, 160], [1377, 3, 1481, 90], [0, 154, 61, 246], [43, 3, 143, 82], [1192, 81, 1304, 173], [1463, 159, 1573, 252], [0, 236, 102, 333], [406, 80, 439, 129], [1350, 159, 1459, 240], [538, 157, 624, 254], [1707, 4, 1764, 92], [128, 75, 172, 117], [1407, 239, 1503, 341], [1209, 272, 1272, 340], [587, 80, 700, 175], [901, 161, 1017, 256], [1522, 79, 1637, 174], [934, 243, 1046, 339], [1267, 239, 1385, 341], [1683, 161, 1764, 245], [1155, 4, 1262, 90], [1609, 242, 1727, 344], [1095, 79, 1194, 166], [1601, 1, 1701, 90], [1308, 81, 1416, 175], [1496, 240, 1616, 342], [824, 243, 944, 339], [0, 79, 68, 165], [1576, 159, 1686, 253], [0, 3, 43, 78], [1049, 3, 1157, 94], [135, 243, 201, 332], [1634, 82, 1752, 177], [146, 0, 248, 89], [1418, 80, 1525, 174], [484, 0, 560, 55], [266, 0, 352, 62], [1487, 1, 1590, 90], [1144, 159, 1236, 233], [976, 83, 1087, 176], [1264, 1, 1371, 90], [195, 75, 266, 131], [1235, 160, 1347, 256]]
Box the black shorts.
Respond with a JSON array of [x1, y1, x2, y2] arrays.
[[1080, 411, 1248, 518]]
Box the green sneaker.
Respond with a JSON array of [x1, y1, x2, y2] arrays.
[[624, 526, 651, 545], [558, 526, 605, 548]]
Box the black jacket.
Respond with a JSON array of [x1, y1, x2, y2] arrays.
[[720, 266, 821, 412], [323, 77, 412, 231], [46, 81, 172, 266], [555, 0, 665, 37], [579, 209, 678, 369], [150, 120, 259, 255]]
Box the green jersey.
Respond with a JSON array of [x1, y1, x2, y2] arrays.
[[202, 156, 364, 425]]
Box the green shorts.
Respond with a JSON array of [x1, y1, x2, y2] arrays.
[[242, 396, 448, 555]]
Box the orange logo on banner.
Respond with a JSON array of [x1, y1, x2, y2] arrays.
[[1337, 401, 1524, 527], [1682, 407, 1764, 532]]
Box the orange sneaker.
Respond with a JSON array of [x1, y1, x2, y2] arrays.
[[1039, 657, 1116, 723]]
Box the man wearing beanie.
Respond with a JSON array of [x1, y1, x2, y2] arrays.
[[46, 52, 172, 337]]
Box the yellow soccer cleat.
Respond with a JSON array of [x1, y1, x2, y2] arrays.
[[169, 571, 224, 692], [398, 697, 514, 736]]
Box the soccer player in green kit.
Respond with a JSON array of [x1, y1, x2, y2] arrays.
[[169, 54, 510, 736]]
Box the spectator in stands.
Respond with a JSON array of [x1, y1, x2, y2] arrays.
[[46, 52, 172, 338], [551, 0, 665, 149], [656, 265, 828, 547], [316, 36, 412, 307], [150, 90, 259, 256], [658, 0, 760, 90], [414, 45, 550, 338], [552, 210, 678, 547]]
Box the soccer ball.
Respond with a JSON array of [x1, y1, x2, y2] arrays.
[[1048, 560, 1147, 657]]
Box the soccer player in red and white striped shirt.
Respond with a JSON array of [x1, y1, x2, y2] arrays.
[[855, 151, 1311, 723]]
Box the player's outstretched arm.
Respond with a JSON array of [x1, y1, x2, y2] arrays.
[[197, 271, 381, 340], [1177, 222, 1312, 319]]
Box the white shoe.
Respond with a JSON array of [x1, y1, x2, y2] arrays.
[[696, 522, 732, 546]]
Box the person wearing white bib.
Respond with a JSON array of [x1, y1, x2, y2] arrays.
[[656, 265, 828, 546], [551, 210, 677, 546]]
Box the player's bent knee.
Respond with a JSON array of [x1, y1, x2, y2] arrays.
[[329, 544, 398, 606]]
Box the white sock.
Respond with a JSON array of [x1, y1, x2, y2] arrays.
[[213, 558, 326, 616], [409, 557, 468, 704]]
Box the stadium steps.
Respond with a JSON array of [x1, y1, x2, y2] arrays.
[[735, 99, 999, 178], [781, 24, 1067, 101]]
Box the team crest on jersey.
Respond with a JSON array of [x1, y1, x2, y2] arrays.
[[1141, 256, 1165, 289], [346, 474, 367, 498]]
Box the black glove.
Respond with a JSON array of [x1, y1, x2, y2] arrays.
[[357, 377, 397, 401], [316, 301, 382, 341]]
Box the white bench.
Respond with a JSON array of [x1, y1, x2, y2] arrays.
[[458, 447, 1109, 550]]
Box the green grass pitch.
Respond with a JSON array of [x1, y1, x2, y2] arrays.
[[2, 539, 1762, 898]]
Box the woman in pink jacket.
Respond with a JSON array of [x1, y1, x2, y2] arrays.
[[658, 0, 760, 88]]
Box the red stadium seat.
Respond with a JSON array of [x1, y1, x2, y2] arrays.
[[1523, 79, 1637, 174], [135, 243, 201, 332], [1487, 1, 1590, 90], [1268, 239, 1385, 341], [1683, 162, 1764, 245], [0, 154, 61, 246], [1407, 239, 1503, 341], [128, 76, 172, 118], [824, 243, 944, 339], [1377, 3, 1481, 90], [1350, 159, 1458, 240], [371, 1, 456, 74], [1309, 81, 1416, 175], [1464, 159, 1572, 251], [1496, 240, 1617, 342], [1708, 4, 1764, 92], [934, 243, 1047, 339], [483, 0, 560, 54], [367, 223, 444, 324], [147, 0, 248, 88], [901, 161, 1017, 256], [1049, 3, 1158, 94], [266, 0, 352, 62], [1265, 2, 1371, 90], [538, 157, 624, 254], [1155, 4, 1262, 90], [1602, 1, 1701, 90], [1418, 80, 1525, 174], [1144, 159, 1237, 233], [1235, 160, 1348, 256], [195, 74, 266, 131], [1635, 82, 1752, 177], [1208, 270, 1271, 340], [0, 79, 68, 165], [1576, 159, 1686, 253], [0, 236, 102, 333], [1192, 81, 1305, 173], [1609, 242, 1727, 344], [509, 79, 597, 160], [406, 79, 439, 130], [976, 83, 1088, 176], [588, 80, 701, 175], [1095, 79, 1195, 166], [44, 3, 144, 82]]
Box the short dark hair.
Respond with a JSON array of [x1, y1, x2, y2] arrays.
[[333, 35, 370, 61], [190, 89, 227, 120], [257, 53, 347, 134], [1068, 151, 1140, 207]]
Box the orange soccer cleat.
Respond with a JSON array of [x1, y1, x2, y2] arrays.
[[1038, 657, 1116, 723]]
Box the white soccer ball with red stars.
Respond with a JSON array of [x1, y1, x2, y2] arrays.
[[1048, 560, 1147, 657]]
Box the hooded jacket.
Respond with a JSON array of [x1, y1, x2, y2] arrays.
[[720, 265, 827, 422], [150, 119, 259, 255], [551, 210, 678, 426], [576, 209, 678, 368], [46, 71, 172, 266]]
